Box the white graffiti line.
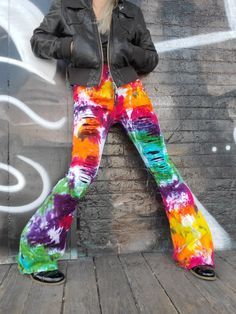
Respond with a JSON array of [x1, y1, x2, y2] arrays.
[[0, 0, 56, 83], [154, 0, 236, 52], [155, 30, 236, 53], [0, 155, 51, 213], [0, 163, 25, 193], [0, 95, 66, 130], [228, 108, 236, 143], [0, 57, 56, 85], [224, 0, 236, 30]]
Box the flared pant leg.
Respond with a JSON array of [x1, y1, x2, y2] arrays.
[[117, 78, 215, 270], [16, 65, 114, 274]]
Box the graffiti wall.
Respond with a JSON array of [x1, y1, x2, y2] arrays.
[[0, 0, 235, 263], [0, 0, 77, 263]]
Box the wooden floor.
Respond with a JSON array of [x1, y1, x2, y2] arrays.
[[0, 250, 236, 314]]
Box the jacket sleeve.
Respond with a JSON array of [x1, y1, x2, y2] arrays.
[[30, 0, 72, 59], [129, 6, 159, 75]]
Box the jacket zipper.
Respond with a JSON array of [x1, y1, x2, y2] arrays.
[[92, 7, 118, 104], [91, 7, 104, 86], [97, 30, 104, 86], [107, 18, 118, 105]]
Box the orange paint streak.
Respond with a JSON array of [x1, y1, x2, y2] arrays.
[[72, 136, 99, 160], [122, 81, 152, 110]]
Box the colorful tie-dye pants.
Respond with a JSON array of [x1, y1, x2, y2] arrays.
[[16, 63, 215, 274]]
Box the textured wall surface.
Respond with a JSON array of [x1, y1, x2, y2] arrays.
[[0, 0, 235, 263]]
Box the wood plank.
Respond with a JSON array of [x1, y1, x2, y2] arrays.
[[0, 264, 32, 314], [119, 253, 178, 314], [184, 257, 236, 313], [94, 255, 139, 314], [1, 251, 236, 313], [216, 250, 236, 268], [0, 264, 11, 286], [63, 258, 100, 314], [211, 254, 236, 294], [143, 251, 215, 314], [22, 261, 67, 314]]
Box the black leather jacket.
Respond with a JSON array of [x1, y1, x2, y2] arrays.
[[30, 0, 159, 88]]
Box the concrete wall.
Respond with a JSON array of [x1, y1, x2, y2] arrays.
[[0, 0, 235, 263]]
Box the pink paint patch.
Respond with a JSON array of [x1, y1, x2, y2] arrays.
[[130, 106, 158, 123], [70, 156, 83, 167], [188, 255, 206, 269], [70, 155, 99, 169], [187, 254, 215, 269], [186, 189, 195, 205], [73, 88, 79, 102], [115, 95, 126, 119], [172, 250, 215, 270]]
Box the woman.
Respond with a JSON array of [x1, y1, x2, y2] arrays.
[[16, 0, 217, 284]]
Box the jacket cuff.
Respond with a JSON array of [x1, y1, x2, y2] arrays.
[[61, 37, 73, 59]]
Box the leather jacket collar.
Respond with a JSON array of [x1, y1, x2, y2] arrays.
[[63, 0, 135, 17]]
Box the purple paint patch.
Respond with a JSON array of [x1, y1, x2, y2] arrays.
[[123, 110, 161, 135], [54, 194, 78, 216], [26, 194, 77, 250], [159, 180, 193, 203]]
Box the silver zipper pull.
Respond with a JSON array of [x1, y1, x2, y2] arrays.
[[112, 81, 116, 89], [113, 84, 118, 105]]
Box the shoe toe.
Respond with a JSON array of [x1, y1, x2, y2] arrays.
[[31, 270, 65, 284], [190, 265, 216, 280]]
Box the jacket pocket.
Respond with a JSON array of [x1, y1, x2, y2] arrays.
[[71, 34, 100, 68], [111, 37, 134, 68]]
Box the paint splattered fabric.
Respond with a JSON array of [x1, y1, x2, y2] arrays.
[[16, 63, 215, 274]]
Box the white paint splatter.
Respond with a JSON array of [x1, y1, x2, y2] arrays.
[[0, 57, 56, 85], [0, 0, 57, 83], [0, 95, 66, 129], [181, 214, 195, 227], [117, 87, 128, 98], [0, 155, 51, 213], [166, 191, 189, 211], [48, 226, 63, 244], [155, 31, 236, 53], [0, 162, 25, 193], [224, 0, 236, 30]]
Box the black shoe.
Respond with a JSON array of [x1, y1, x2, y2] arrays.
[[189, 265, 217, 281], [30, 270, 66, 285]]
